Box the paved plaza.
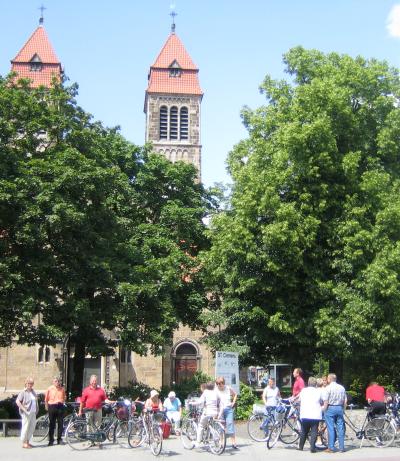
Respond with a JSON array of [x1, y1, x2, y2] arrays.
[[1, 428, 399, 461]]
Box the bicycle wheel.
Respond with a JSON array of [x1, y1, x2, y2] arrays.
[[267, 422, 282, 449], [112, 420, 130, 448], [181, 418, 197, 449], [128, 418, 145, 448], [280, 415, 301, 444], [365, 417, 396, 448], [209, 421, 226, 455], [62, 414, 73, 437], [97, 415, 114, 441], [247, 414, 268, 442], [317, 422, 328, 447], [149, 423, 163, 456], [31, 415, 49, 444], [66, 420, 92, 451]]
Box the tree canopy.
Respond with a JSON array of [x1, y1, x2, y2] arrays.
[[203, 47, 400, 379], [0, 76, 210, 393]]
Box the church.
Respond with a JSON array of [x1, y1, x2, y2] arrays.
[[0, 15, 215, 398]]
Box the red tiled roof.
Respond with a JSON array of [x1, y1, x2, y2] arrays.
[[11, 25, 61, 88], [147, 33, 202, 95], [11, 63, 62, 88], [152, 33, 197, 70], [12, 26, 60, 64], [147, 69, 202, 95]]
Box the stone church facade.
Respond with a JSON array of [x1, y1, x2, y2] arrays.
[[0, 19, 214, 399]]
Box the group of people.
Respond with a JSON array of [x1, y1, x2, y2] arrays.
[[262, 368, 388, 453], [15, 373, 238, 450], [15, 369, 388, 453]]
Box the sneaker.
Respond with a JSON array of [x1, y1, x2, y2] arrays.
[[232, 445, 239, 450], [325, 448, 335, 453]]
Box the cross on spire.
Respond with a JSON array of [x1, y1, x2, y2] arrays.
[[170, 9, 177, 33], [38, 4, 46, 25]]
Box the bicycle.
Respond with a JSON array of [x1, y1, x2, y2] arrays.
[[32, 402, 79, 444], [180, 400, 226, 455], [247, 404, 273, 442], [181, 399, 202, 449], [248, 400, 300, 444], [343, 405, 396, 448], [127, 409, 163, 456], [65, 407, 111, 450], [183, 415, 226, 455], [266, 402, 291, 449]]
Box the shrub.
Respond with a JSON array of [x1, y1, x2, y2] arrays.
[[0, 396, 19, 419], [235, 382, 256, 420], [160, 371, 213, 402], [109, 381, 152, 401]]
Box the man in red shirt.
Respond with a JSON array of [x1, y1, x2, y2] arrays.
[[79, 375, 108, 427], [292, 368, 305, 398], [366, 381, 386, 416]]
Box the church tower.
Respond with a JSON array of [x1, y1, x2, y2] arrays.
[[144, 20, 203, 175], [11, 15, 62, 88]]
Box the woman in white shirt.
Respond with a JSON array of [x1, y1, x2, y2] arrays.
[[262, 378, 280, 432], [195, 382, 221, 446], [298, 376, 323, 453]]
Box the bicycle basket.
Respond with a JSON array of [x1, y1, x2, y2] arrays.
[[252, 404, 265, 416], [275, 405, 286, 422]]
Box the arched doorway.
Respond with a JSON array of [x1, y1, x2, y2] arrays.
[[172, 341, 200, 384]]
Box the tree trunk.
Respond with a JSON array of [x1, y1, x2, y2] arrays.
[[330, 356, 344, 383], [71, 338, 86, 398]]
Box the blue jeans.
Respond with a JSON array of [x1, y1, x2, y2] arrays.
[[222, 407, 235, 436], [325, 405, 345, 451]]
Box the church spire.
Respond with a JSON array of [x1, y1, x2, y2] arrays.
[[39, 4, 46, 26], [170, 9, 177, 34], [11, 17, 62, 88]]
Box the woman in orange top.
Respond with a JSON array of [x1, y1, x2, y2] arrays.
[[145, 390, 163, 412], [44, 377, 66, 446]]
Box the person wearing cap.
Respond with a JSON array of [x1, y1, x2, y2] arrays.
[[145, 390, 163, 412], [163, 391, 182, 435]]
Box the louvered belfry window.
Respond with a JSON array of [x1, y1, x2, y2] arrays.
[[170, 106, 178, 140], [160, 106, 168, 139], [180, 107, 188, 140]]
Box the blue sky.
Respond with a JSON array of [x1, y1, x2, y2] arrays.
[[1, 1, 400, 187]]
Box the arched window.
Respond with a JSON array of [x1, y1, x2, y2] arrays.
[[160, 106, 168, 139], [170, 106, 178, 140], [180, 107, 188, 140], [45, 346, 51, 362], [38, 346, 51, 363], [173, 341, 199, 383]]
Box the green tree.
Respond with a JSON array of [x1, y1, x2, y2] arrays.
[[0, 76, 210, 394], [203, 47, 400, 383]]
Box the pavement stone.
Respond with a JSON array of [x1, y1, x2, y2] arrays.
[[0, 430, 399, 461]]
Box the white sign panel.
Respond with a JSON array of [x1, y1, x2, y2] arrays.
[[215, 351, 240, 395]]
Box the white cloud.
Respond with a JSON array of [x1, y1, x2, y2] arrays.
[[387, 4, 400, 38]]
